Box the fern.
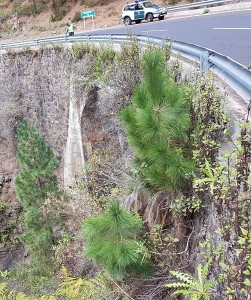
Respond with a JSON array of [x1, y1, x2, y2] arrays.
[[165, 259, 216, 300], [0, 273, 110, 300], [169, 271, 195, 285], [57, 268, 112, 299], [0, 282, 31, 300], [0, 283, 7, 298], [0, 282, 56, 300]]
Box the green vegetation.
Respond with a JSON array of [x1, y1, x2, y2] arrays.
[[0, 9, 10, 22], [50, 0, 69, 21], [80, 0, 100, 8], [14, 120, 60, 274], [72, 42, 98, 59], [1, 39, 250, 300], [12, 0, 44, 16], [202, 8, 210, 14], [120, 48, 195, 192], [95, 44, 116, 80], [165, 259, 216, 299], [114, 37, 142, 92], [72, 11, 82, 23], [83, 201, 151, 279], [169, 75, 229, 216], [166, 0, 180, 5], [0, 268, 129, 299], [72, 42, 116, 80]]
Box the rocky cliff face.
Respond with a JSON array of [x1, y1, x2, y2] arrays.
[[1, 43, 250, 299], [0, 44, 137, 270]]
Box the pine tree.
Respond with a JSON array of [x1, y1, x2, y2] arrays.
[[15, 120, 59, 207], [82, 201, 151, 279], [120, 48, 195, 192], [15, 120, 60, 273]]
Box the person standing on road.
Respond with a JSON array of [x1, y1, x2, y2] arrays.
[[66, 21, 76, 36]]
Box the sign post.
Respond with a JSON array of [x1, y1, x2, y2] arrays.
[[81, 10, 95, 30]]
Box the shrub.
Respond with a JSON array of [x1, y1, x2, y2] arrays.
[[167, 0, 179, 5], [0, 9, 10, 22], [12, 0, 44, 16], [95, 44, 116, 79], [72, 42, 99, 59], [72, 11, 81, 22], [50, 4, 69, 22], [50, 14, 62, 22], [81, 0, 100, 7], [202, 8, 210, 14]]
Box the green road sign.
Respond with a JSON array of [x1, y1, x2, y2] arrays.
[[81, 10, 95, 18]]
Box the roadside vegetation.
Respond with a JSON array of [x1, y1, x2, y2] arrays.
[[1, 40, 251, 300]]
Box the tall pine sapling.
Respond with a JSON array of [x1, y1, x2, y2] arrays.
[[15, 120, 60, 273], [120, 48, 195, 192]]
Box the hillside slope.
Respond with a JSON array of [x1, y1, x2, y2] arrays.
[[1, 0, 251, 44], [0, 0, 171, 42]]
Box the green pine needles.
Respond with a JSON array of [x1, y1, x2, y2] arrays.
[[120, 48, 195, 192], [15, 120, 59, 207], [82, 201, 151, 279], [15, 120, 60, 273]]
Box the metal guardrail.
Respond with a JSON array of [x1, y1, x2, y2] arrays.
[[166, 0, 235, 11], [0, 33, 251, 100]]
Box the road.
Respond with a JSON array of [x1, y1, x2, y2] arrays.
[[82, 11, 251, 66]]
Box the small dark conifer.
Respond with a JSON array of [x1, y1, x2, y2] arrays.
[[83, 201, 151, 279], [15, 120, 60, 273]]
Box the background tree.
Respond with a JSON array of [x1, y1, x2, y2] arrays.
[[15, 120, 60, 273], [120, 48, 195, 192]]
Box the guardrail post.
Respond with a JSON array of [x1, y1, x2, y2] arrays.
[[200, 51, 209, 77]]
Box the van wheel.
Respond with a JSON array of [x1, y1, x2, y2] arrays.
[[158, 15, 164, 20], [124, 16, 132, 25], [146, 13, 153, 22], [135, 20, 142, 24]]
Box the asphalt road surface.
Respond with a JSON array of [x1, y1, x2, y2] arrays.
[[82, 11, 251, 67]]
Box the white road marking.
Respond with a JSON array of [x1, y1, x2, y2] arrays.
[[141, 29, 167, 32], [213, 28, 251, 30]]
